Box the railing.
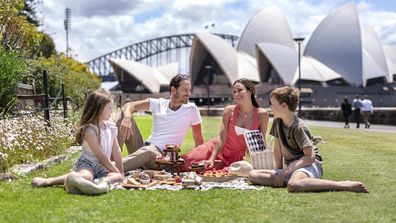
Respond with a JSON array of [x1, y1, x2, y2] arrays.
[[2, 70, 71, 123]]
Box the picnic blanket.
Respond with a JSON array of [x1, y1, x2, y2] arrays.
[[112, 177, 263, 191]]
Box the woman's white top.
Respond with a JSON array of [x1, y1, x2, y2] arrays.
[[235, 125, 249, 136], [80, 121, 118, 163]]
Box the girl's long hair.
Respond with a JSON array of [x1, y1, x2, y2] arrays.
[[75, 89, 113, 144], [233, 78, 260, 107]]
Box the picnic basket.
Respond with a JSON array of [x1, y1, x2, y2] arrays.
[[243, 130, 275, 169]]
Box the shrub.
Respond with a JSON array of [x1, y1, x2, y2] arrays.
[[0, 45, 28, 113], [0, 112, 75, 172], [25, 54, 100, 108]]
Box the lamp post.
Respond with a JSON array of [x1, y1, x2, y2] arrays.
[[205, 65, 212, 116], [64, 7, 71, 58], [294, 37, 305, 117], [204, 23, 215, 33], [135, 84, 144, 101]]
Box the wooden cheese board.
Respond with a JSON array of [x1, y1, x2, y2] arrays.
[[121, 179, 159, 189]]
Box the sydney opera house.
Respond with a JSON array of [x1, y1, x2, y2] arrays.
[[103, 2, 396, 107]]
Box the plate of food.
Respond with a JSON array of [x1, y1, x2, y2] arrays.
[[200, 169, 237, 182], [188, 162, 206, 173], [121, 172, 159, 189], [121, 179, 159, 189], [158, 175, 182, 186]]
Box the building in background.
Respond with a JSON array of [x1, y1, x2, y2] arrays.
[[92, 2, 396, 108]]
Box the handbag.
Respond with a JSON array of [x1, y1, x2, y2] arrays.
[[243, 130, 275, 169]]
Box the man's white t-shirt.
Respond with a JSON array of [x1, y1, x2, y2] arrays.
[[147, 98, 202, 151]]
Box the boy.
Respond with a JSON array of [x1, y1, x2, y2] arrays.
[[249, 86, 369, 193]]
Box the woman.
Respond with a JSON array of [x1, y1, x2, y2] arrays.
[[181, 78, 269, 171], [341, 97, 352, 128]]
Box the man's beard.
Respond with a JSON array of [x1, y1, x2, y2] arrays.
[[175, 92, 189, 104]]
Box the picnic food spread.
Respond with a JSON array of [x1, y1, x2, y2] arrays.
[[121, 149, 247, 190], [122, 171, 159, 189], [155, 144, 185, 175], [201, 169, 237, 182], [121, 166, 242, 190]]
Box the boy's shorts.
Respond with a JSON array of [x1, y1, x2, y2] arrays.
[[275, 161, 323, 184], [73, 157, 109, 179]]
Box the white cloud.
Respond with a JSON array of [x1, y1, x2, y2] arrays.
[[36, 0, 396, 62], [358, 10, 396, 45]]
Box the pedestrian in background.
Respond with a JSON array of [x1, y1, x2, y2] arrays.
[[352, 95, 363, 128], [361, 95, 374, 128], [341, 97, 352, 128]]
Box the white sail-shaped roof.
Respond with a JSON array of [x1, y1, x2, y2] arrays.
[[256, 42, 297, 85], [190, 33, 259, 85], [383, 45, 396, 81], [362, 28, 389, 84], [237, 4, 295, 58], [157, 63, 179, 83], [237, 51, 260, 82], [295, 56, 342, 83], [362, 50, 388, 84], [304, 3, 363, 86], [190, 33, 238, 84], [257, 42, 342, 85], [109, 58, 168, 93]]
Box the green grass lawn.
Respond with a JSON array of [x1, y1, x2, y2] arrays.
[[1, 116, 396, 222]]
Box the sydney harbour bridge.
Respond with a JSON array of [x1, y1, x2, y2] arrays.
[[86, 33, 244, 109], [87, 33, 238, 80]]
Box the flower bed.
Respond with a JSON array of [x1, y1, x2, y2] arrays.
[[0, 113, 75, 172]]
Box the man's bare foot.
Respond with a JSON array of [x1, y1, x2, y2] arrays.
[[340, 181, 369, 193], [31, 177, 49, 187]]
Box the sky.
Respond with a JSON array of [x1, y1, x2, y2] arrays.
[[36, 0, 396, 62]]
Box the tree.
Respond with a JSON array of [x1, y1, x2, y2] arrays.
[[26, 54, 101, 108], [21, 0, 40, 27], [0, 0, 99, 114], [0, 0, 43, 56], [37, 32, 56, 58], [0, 45, 28, 113]]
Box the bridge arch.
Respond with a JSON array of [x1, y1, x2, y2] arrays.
[[87, 33, 239, 78]]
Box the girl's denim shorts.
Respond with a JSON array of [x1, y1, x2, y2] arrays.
[[73, 156, 109, 179]]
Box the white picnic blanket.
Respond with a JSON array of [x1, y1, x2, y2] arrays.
[[113, 177, 263, 191]]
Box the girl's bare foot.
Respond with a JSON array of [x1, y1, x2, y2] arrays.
[[340, 181, 369, 193], [31, 177, 49, 187]]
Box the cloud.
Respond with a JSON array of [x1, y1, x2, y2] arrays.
[[36, 0, 396, 62], [358, 10, 396, 45]]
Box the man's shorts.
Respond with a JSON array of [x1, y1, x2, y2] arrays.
[[275, 161, 323, 184], [73, 156, 109, 179]]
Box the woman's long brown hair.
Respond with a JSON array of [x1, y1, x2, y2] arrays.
[[75, 89, 113, 144], [233, 78, 260, 107]]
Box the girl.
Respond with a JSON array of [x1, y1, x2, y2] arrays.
[[32, 89, 124, 195], [181, 78, 269, 171]]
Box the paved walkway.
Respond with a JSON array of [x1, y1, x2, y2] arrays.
[[293, 119, 396, 134], [201, 108, 396, 133]]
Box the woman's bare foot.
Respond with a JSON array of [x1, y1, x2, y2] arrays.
[[340, 181, 369, 193], [31, 177, 49, 187]]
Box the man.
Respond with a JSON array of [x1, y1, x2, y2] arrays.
[[117, 74, 204, 172], [361, 95, 373, 128], [352, 95, 363, 128]]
